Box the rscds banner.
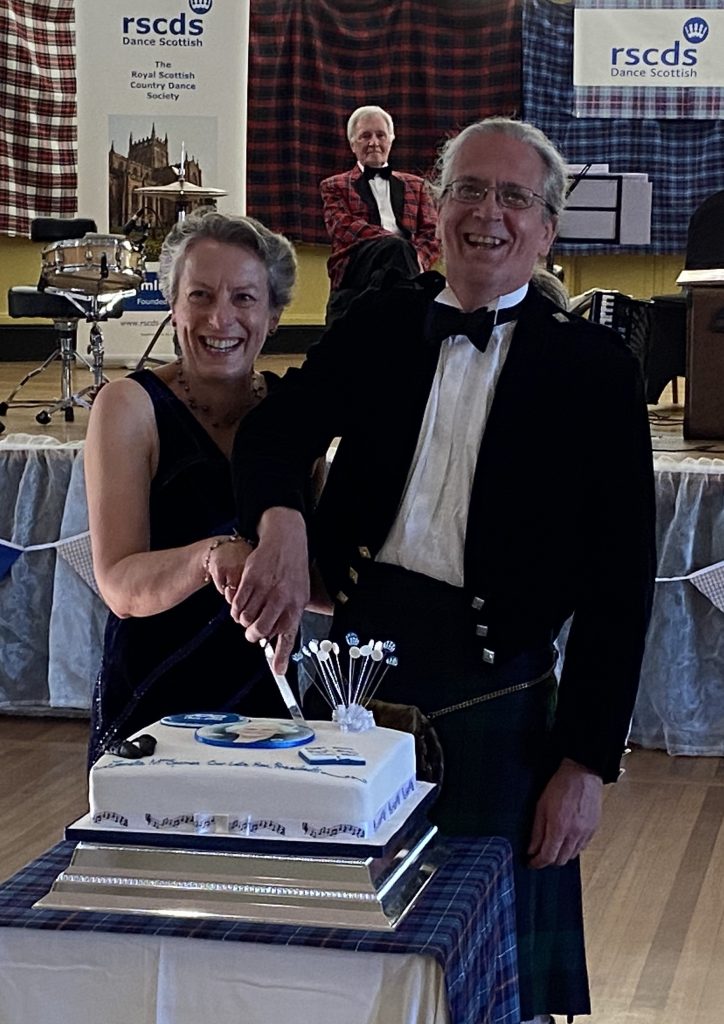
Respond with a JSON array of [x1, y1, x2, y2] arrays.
[[75, 0, 249, 362], [573, 2, 724, 119]]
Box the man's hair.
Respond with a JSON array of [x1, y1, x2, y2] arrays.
[[346, 105, 395, 143], [158, 208, 297, 310], [532, 266, 569, 308], [430, 116, 567, 221]]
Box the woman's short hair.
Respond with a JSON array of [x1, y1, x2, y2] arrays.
[[346, 105, 395, 143], [430, 116, 568, 221], [158, 208, 297, 310]]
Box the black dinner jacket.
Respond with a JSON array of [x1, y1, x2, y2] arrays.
[[235, 273, 657, 782]]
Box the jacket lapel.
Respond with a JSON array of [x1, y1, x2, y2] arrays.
[[352, 169, 381, 226], [390, 174, 405, 225], [463, 286, 557, 578]]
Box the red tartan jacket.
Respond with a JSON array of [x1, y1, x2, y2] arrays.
[[320, 165, 440, 289]]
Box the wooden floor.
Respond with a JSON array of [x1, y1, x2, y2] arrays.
[[0, 715, 721, 1024], [0, 353, 305, 442], [2, 359, 718, 461]]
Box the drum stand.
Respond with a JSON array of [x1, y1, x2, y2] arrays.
[[1, 288, 125, 425]]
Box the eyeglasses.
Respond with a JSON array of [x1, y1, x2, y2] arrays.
[[443, 179, 557, 216]]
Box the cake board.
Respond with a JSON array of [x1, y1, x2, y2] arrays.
[[34, 784, 442, 931]]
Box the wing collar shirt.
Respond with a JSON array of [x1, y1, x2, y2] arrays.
[[376, 281, 529, 586], [358, 162, 400, 235]]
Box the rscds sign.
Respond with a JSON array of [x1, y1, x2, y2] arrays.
[[574, 8, 723, 88]]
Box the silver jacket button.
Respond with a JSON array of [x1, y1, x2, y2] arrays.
[[482, 649, 495, 664], [471, 596, 485, 610], [475, 624, 489, 638]]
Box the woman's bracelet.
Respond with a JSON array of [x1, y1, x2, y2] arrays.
[[202, 532, 245, 584]]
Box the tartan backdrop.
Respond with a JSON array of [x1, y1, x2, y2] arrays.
[[246, 0, 522, 243], [1, 0, 722, 253], [572, 0, 724, 121], [522, 0, 724, 255], [0, 0, 521, 242], [0, 0, 77, 238]]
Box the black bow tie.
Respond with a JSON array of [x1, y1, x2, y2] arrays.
[[424, 301, 524, 353], [363, 165, 392, 180]]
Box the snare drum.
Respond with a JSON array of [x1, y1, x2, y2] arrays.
[[41, 233, 145, 295]]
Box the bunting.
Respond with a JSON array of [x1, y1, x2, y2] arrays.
[[3, 528, 723, 615], [0, 543, 23, 579], [656, 560, 724, 614], [0, 530, 100, 598]]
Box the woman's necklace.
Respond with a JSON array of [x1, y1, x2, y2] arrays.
[[175, 358, 266, 429]]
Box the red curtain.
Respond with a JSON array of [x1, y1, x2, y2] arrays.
[[247, 0, 521, 244], [0, 1, 521, 241]]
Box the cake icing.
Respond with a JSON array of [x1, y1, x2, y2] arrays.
[[89, 719, 416, 840]]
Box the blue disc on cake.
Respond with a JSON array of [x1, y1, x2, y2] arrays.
[[195, 719, 315, 748], [161, 712, 248, 728]]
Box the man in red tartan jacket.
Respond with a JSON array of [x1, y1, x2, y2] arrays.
[[320, 105, 440, 322]]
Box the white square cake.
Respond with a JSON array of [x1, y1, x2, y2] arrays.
[[89, 718, 417, 841]]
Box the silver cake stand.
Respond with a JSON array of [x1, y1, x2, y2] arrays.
[[34, 783, 441, 931]]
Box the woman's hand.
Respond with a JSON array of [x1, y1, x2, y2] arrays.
[[230, 507, 310, 672], [205, 536, 255, 602]]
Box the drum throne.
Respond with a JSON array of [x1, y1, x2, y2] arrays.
[[0, 218, 141, 431]]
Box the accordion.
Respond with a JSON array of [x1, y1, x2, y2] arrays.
[[588, 290, 653, 376]]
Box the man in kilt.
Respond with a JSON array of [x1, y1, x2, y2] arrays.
[[231, 117, 656, 1024]]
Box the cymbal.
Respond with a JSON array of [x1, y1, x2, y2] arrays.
[[134, 181, 227, 198]]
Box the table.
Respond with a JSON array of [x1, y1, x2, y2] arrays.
[[1, 434, 723, 757], [629, 454, 724, 756], [0, 837, 519, 1024], [0, 436, 106, 712]]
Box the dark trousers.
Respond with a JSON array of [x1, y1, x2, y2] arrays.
[[326, 236, 420, 324]]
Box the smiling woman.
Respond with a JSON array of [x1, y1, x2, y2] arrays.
[[83, 210, 298, 767]]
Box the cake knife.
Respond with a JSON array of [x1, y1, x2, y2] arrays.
[[261, 640, 307, 724]]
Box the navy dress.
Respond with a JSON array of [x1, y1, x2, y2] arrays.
[[88, 370, 287, 766]]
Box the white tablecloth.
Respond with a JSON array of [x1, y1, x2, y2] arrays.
[[629, 455, 724, 756], [1, 437, 723, 757], [0, 929, 448, 1024], [0, 436, 106, 712]]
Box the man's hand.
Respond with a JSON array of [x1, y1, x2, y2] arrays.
[[230, 508, 310, 673], [527, 758, 603, 869]]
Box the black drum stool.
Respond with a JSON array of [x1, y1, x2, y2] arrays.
[[2, 286, 123, 426], [0, 217, 135, 431]]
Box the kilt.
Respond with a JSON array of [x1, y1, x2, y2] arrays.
[[323, 561, 591, 1021]]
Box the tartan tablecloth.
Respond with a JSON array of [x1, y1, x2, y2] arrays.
[[0, 836, 519, 1024]]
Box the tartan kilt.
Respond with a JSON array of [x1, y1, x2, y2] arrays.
[[326, 562, 591, 1021]]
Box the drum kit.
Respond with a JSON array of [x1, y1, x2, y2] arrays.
[[134, 179, 227, 222], [1, 230, 146, 429], [1, 163, 228, 429]]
